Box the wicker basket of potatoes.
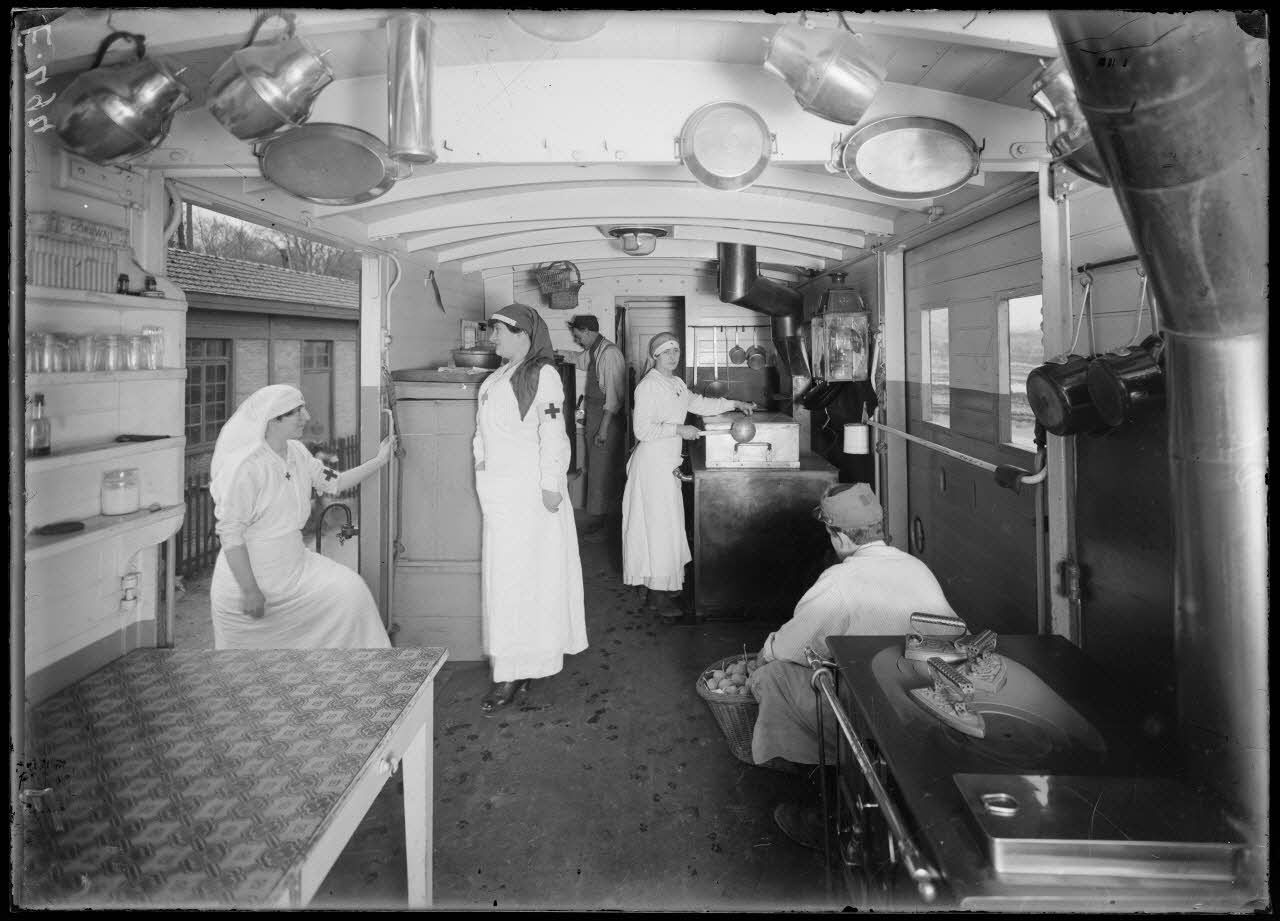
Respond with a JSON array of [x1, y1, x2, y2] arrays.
[[696, 653, 762, 764]]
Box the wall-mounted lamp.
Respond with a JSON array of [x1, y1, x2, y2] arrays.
[[608, 226, 667, 256]]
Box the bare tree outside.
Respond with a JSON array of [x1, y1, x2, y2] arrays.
[[177, 204, 361, 281]]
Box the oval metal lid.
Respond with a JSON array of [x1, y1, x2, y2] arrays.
[[679, 103, 772, 191], [255, 123, 408, 205], [840, 116, 980, 200]]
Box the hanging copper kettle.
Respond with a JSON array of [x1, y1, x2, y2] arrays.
[[52, 31, 190, 165], [207, 11, 334, 141]]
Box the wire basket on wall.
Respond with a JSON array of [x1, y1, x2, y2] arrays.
[[532, 260, 584, 309]]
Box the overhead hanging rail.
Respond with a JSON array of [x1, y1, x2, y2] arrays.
[[1075, 254, 1142, 275]]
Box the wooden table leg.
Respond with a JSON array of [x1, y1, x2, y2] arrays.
[[401, 686, 433, 907]]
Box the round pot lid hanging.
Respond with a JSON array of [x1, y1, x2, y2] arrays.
[[253, 123, 411, 205], [679, 102, 773, 191], [840, 116, 981, 200]]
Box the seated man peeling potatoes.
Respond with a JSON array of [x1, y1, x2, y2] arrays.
[[747, 483, 958, 850]]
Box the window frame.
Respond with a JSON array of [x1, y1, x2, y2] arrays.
[[919, 304, 951, 430], [185, 338, 233, 449], [996, 284, 1044, 452]]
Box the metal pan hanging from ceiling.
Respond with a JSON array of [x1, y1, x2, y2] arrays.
[[839, 116, 981, 200], [254, 123, 411, 205], [679, 102, 773, 191]]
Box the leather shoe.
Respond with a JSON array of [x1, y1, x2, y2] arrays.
[[772, 801, 827, 851], [481, 679, 531, 712]]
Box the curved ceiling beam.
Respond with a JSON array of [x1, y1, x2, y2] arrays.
[[436, 226, 849, 263], [368, 187, 895, 239], [403, 217, 869, 251], [309, 163, 930, 220], [459, 240, 826, 275]]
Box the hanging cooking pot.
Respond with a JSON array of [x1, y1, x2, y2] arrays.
[[207, 11, 334, 141], [679, 102, 773, 191], [1026, 354, 1108, 436], [254, 123, 411, 205], [746, 329, 768, 371], [1085, 334, 1166, 428], [763, 25, 886, 126], [729, 328, 747, 365], [1029, 58, 1109, 187], [52, 31, 190, 165]]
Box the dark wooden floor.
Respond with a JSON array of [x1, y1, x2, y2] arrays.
[[173, 516, 842, 910]]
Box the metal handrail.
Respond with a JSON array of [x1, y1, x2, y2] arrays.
[[867, 420, 1046, 489], [805, 646, 940, 903]]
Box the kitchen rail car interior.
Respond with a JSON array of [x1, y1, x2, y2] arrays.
[[12, 9, 1269, 912]]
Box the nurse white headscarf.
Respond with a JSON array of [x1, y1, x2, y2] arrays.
[[642, 331, 680, 376], [209, 384, 305, 506]]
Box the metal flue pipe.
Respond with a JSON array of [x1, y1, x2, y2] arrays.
[[718, 242, 806, 381], [716, 243, 802, 318], [387, 12, 437, 163], [1051, 11, 1268, 865]]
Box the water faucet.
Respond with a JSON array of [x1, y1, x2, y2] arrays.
[[316, 502, 358, 552]]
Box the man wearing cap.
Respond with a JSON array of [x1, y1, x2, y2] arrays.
[[747, 482, 957, 849], [556, 315, 628, 535]]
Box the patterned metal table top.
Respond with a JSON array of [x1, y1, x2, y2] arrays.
[[20, 646, 446, 908]]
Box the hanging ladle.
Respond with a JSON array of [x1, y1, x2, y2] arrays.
[[705, 326, 729, 398]]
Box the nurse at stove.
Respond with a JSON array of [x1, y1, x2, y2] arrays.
[[473, 303, 588, 712], [622, 332, 755, 621]]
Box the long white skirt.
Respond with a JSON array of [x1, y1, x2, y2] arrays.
[[621, 438, 689, 592], [211, 532, 390, 650], [476, 470, 587, 682]]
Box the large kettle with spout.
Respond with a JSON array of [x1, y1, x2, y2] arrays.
[[207, 11, 333, 141], [52, 31, 190, 165]]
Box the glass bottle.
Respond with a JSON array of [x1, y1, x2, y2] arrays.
[[26, 393, 52, 457]]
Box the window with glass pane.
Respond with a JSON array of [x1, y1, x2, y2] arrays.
[[1003, 293, 1044, 450], [302, 340, 331, 371], [186, 339, 231, 446], [921, 308, 951, 427]]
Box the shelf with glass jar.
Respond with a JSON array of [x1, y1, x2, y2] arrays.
[[24, 435, 185, 474], [26, 368, 188, 386], [25, 284, 186, 311]]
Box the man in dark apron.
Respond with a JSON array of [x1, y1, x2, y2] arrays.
[[557, 315, 627, 535]]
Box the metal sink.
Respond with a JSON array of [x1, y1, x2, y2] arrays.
[[870, 646, 1107, 768]]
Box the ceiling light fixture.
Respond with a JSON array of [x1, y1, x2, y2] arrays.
[[608, 226, 667, 256]]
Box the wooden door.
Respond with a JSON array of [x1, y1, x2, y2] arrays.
[[902, 197, 1042, 634], [617, 297, 684, 450]]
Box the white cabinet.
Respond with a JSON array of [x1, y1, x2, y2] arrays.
[[391, 378, 485, 661], [23, 285, 188, 699]]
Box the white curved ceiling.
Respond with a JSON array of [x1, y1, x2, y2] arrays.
[[32, 9, 1055, 277]]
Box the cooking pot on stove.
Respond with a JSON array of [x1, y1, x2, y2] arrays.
[[207, 11, 334, 141], [452, 348, 502, 370], [52, 31, 190, 165]]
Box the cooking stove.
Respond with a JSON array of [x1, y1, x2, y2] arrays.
[[823, 634, 1247, 911]]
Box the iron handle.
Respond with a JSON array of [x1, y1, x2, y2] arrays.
[[927, 656, 974, 698]]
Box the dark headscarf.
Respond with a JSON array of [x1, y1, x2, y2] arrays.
[[490, 302, 556, 420]]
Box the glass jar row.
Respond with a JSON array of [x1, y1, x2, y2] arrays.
[[25, 328, 165, 373]]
